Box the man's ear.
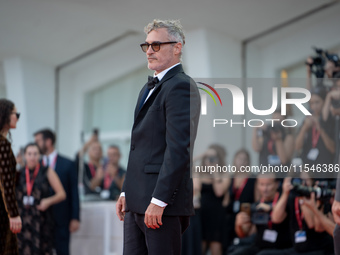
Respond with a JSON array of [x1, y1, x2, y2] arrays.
[[174, 42, 182, 56]]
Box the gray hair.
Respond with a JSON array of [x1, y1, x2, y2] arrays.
[[144, 19, 185, 58]]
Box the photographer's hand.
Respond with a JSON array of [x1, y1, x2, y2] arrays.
[[235, 212, 252, 238], [256, 203, 271, 212], [332, 200, 340, 225]]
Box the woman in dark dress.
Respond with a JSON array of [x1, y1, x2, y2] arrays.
[[226, 149, 258, 253], [198, 144, 230, 255], [0, 99, 21, 255], [16, 143, 66, 255]]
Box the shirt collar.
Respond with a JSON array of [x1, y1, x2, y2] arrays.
[[43, 150, 58, 166], [154, 63, 180, 82]]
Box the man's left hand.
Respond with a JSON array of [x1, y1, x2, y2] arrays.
[[69, 219, 80, 233], [144, 203, 165, 229]]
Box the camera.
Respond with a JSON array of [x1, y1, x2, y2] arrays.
[[241, 203, 270, 225], [262, 123, 284, 138], [306, 47, 326, 79], [291, 178, 335, 201]]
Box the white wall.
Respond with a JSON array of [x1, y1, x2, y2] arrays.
[[3, 57, 54, 153]]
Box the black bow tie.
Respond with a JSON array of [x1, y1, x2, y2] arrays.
[[147, 76, 159, 89]]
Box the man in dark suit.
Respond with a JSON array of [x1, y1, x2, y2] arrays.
[[116, 19, 200, 255], [34, 129, 80, 255]]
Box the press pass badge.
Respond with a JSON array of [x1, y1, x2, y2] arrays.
[[23, 196, 34, 206], [295, 230, 307, 243], [307, 148, 319, 161], [267, 155, 281, 165], [263, 229, 278, 243], [233, 201, 240, 213], [100, 190, 110, 199]]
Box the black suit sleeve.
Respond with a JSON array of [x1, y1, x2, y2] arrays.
[[69, 161, 80, 221], [151, 79, 195, 205], [336, 172, 340, 202]]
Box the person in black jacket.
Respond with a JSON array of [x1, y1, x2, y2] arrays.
[[115, 19, 200, 255], [34, 129, 80, 255]]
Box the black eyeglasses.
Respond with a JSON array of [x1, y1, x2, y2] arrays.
[[140, 41, 178, 52], [12, 112, 20, 120]]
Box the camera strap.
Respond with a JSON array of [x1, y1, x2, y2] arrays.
[[261, 192, 279, 229], [25, 163, 40, 197], [295, 197, 304, 230]]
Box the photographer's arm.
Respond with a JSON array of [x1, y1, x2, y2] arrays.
[[300, 201, 315, 229], [213, 177, 230, 198], [252, 127, 263, 152], [314, 117, 335, 154], [322, 93, 332, 122], [295, 119, 310, 151], [303, 193, 335, 235], [273, 133, 294, 165], [271, 178, 292, 224], [306, 58, 313, 92]]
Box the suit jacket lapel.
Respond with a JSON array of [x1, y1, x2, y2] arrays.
[[134, 64, 184, 120]]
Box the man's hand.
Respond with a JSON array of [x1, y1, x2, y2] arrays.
[[9, 216, 22, 234], [144, 203, 165, 229], [116, 196, 126, 221], [332, 200, 340, 225], [69, 219, 80, 233]]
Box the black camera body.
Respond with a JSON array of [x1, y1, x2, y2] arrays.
[[291, 178, 335, 201], [241, 202, 271, 225]]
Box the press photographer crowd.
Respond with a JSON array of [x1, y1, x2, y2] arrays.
[[182, 48, 340, 255]]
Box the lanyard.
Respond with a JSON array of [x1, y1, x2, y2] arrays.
[[103, 172, 113, 190], [295, 197, 304, 230], [260, 192, 279, 229], [267, 140, 275, 155], [233, 178, 248, 201], [25, 163, 40, 197], [312, 127, 320, 148], [88, 163, 96, 177]]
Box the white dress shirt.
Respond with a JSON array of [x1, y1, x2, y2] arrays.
[[43, 150, 58, 170]]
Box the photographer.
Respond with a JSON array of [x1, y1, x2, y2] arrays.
[[252, 109, 294, 167], [271, 174, 334, 255], [295, 86, 335, 166], [230, 173, 291, 255], [76, 132, 104, 195]]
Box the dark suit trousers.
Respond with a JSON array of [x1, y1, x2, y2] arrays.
[[123, 211, 190, 255], [54, 225, 70, 255]]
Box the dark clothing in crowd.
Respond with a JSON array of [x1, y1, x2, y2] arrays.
[[301, 116, 335, 166], [16, 166, 54, 255], [181, 209, 202, 255], [200, 183, 226, 243], [286, 194, 333, 254], [259, 128, 289, 166], [52, 155, 80, 255], [0, 136, 19, 255], [229, 194, 291, 255]]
